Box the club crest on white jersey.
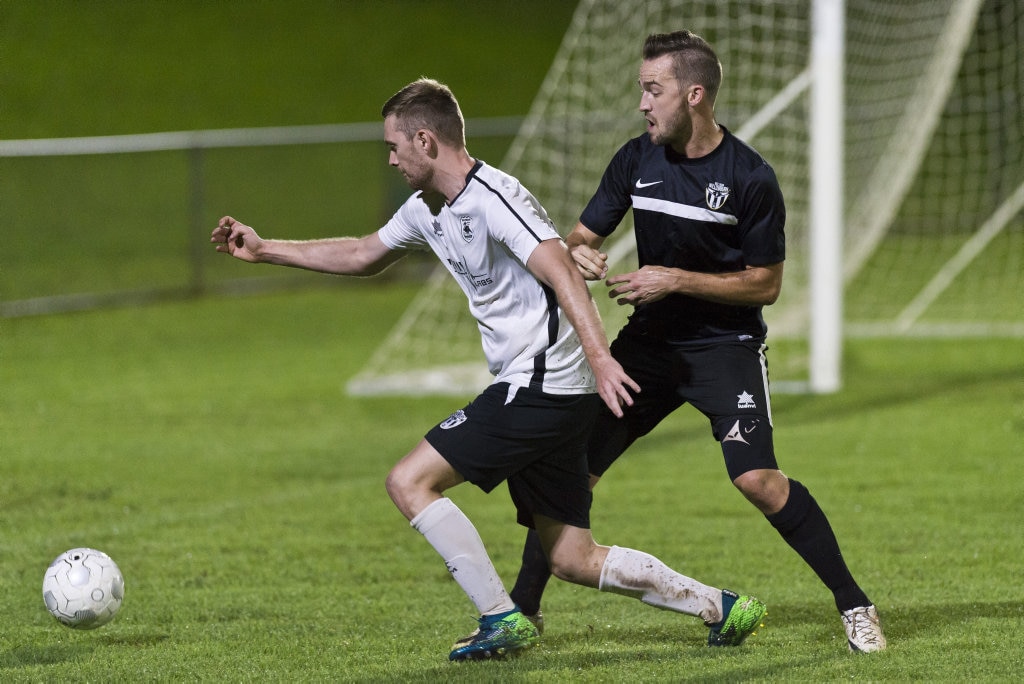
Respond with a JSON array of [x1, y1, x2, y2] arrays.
[[459, 215, 474, 243], [706, 181, 730, 210]]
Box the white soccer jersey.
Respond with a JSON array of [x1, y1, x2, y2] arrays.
[[378, 161, 595, 395]]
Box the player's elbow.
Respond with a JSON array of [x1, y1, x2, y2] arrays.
[[739, 280, 780, 306], [761, 282, 782, 305], [344, 242, 402, 277], [348, 261, 386, 277], [747, 263, 783, 305]]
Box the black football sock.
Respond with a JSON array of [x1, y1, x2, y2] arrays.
[[766, 478, 871, 612], [509, 528, 551, 616]]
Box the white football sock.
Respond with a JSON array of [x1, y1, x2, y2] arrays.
[[598, 545, 723, 624], [410, 497, 515, 617]]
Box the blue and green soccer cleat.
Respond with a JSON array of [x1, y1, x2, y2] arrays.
[[449, 609, 540, 661], [707, 590, 767, 647]]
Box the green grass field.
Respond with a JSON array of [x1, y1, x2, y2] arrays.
[[1, 286, 1022, 680], [3, 1, 1023, 680]]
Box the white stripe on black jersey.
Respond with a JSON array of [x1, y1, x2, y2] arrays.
[[378, 161, 595, 394]]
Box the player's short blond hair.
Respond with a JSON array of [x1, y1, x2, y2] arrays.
[[381, 78, 466, 148]]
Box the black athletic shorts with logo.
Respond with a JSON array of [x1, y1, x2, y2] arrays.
[[587, 332, 779, 481], [425, 382, 599, 529]]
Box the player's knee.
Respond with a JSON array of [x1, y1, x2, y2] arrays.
[[547, 554, 585, 585], [732, 468, 772, 495], [383, 467, 404, 505], [732, 468, 789, 514], [546, 542, 601, 588], [384, 462, 420, 511]]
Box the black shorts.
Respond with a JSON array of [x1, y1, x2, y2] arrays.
[[588, 332, 778, 481], [425, 382, 598, 529]]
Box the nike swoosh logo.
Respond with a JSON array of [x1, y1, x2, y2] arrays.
[[635, 179, 663, 189]]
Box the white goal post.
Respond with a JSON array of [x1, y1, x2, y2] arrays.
[[348, 0, 1020, 397], [809, 0, 845, 393]]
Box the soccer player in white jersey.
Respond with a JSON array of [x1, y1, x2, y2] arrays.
[[212, 78, 766, 660], [506, 31, 887, 653]]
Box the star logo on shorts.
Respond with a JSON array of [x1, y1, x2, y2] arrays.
[[737, 391, 757, 409]]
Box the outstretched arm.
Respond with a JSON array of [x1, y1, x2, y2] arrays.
[[526, 239, 639, 417], [211, 216, 403, 277]]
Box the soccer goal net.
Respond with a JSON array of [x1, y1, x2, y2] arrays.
[[347, 0, 1023, 396]]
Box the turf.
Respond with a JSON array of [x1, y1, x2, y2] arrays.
[[1, 286, 1022, 681], [3, 2, 1022, 679]]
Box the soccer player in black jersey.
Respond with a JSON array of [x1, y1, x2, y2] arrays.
[[509, 30, 887, 653]]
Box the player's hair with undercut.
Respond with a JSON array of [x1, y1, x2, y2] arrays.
[[381, 78, 466, 148], [643, 31, 723, 104]]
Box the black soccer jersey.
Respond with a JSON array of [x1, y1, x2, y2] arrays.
[[580, 126, 786, 344]]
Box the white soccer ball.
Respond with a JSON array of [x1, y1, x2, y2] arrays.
[[42, 547, 125, 629]]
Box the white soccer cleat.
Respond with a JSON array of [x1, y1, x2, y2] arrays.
[[841, 604, 887, 652]]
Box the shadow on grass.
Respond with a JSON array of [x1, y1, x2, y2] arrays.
[[764, 599, 1024, 633], [0, 631, 170, 670], [400, 599, 1024, 680], [0, 643, 90, 669]]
